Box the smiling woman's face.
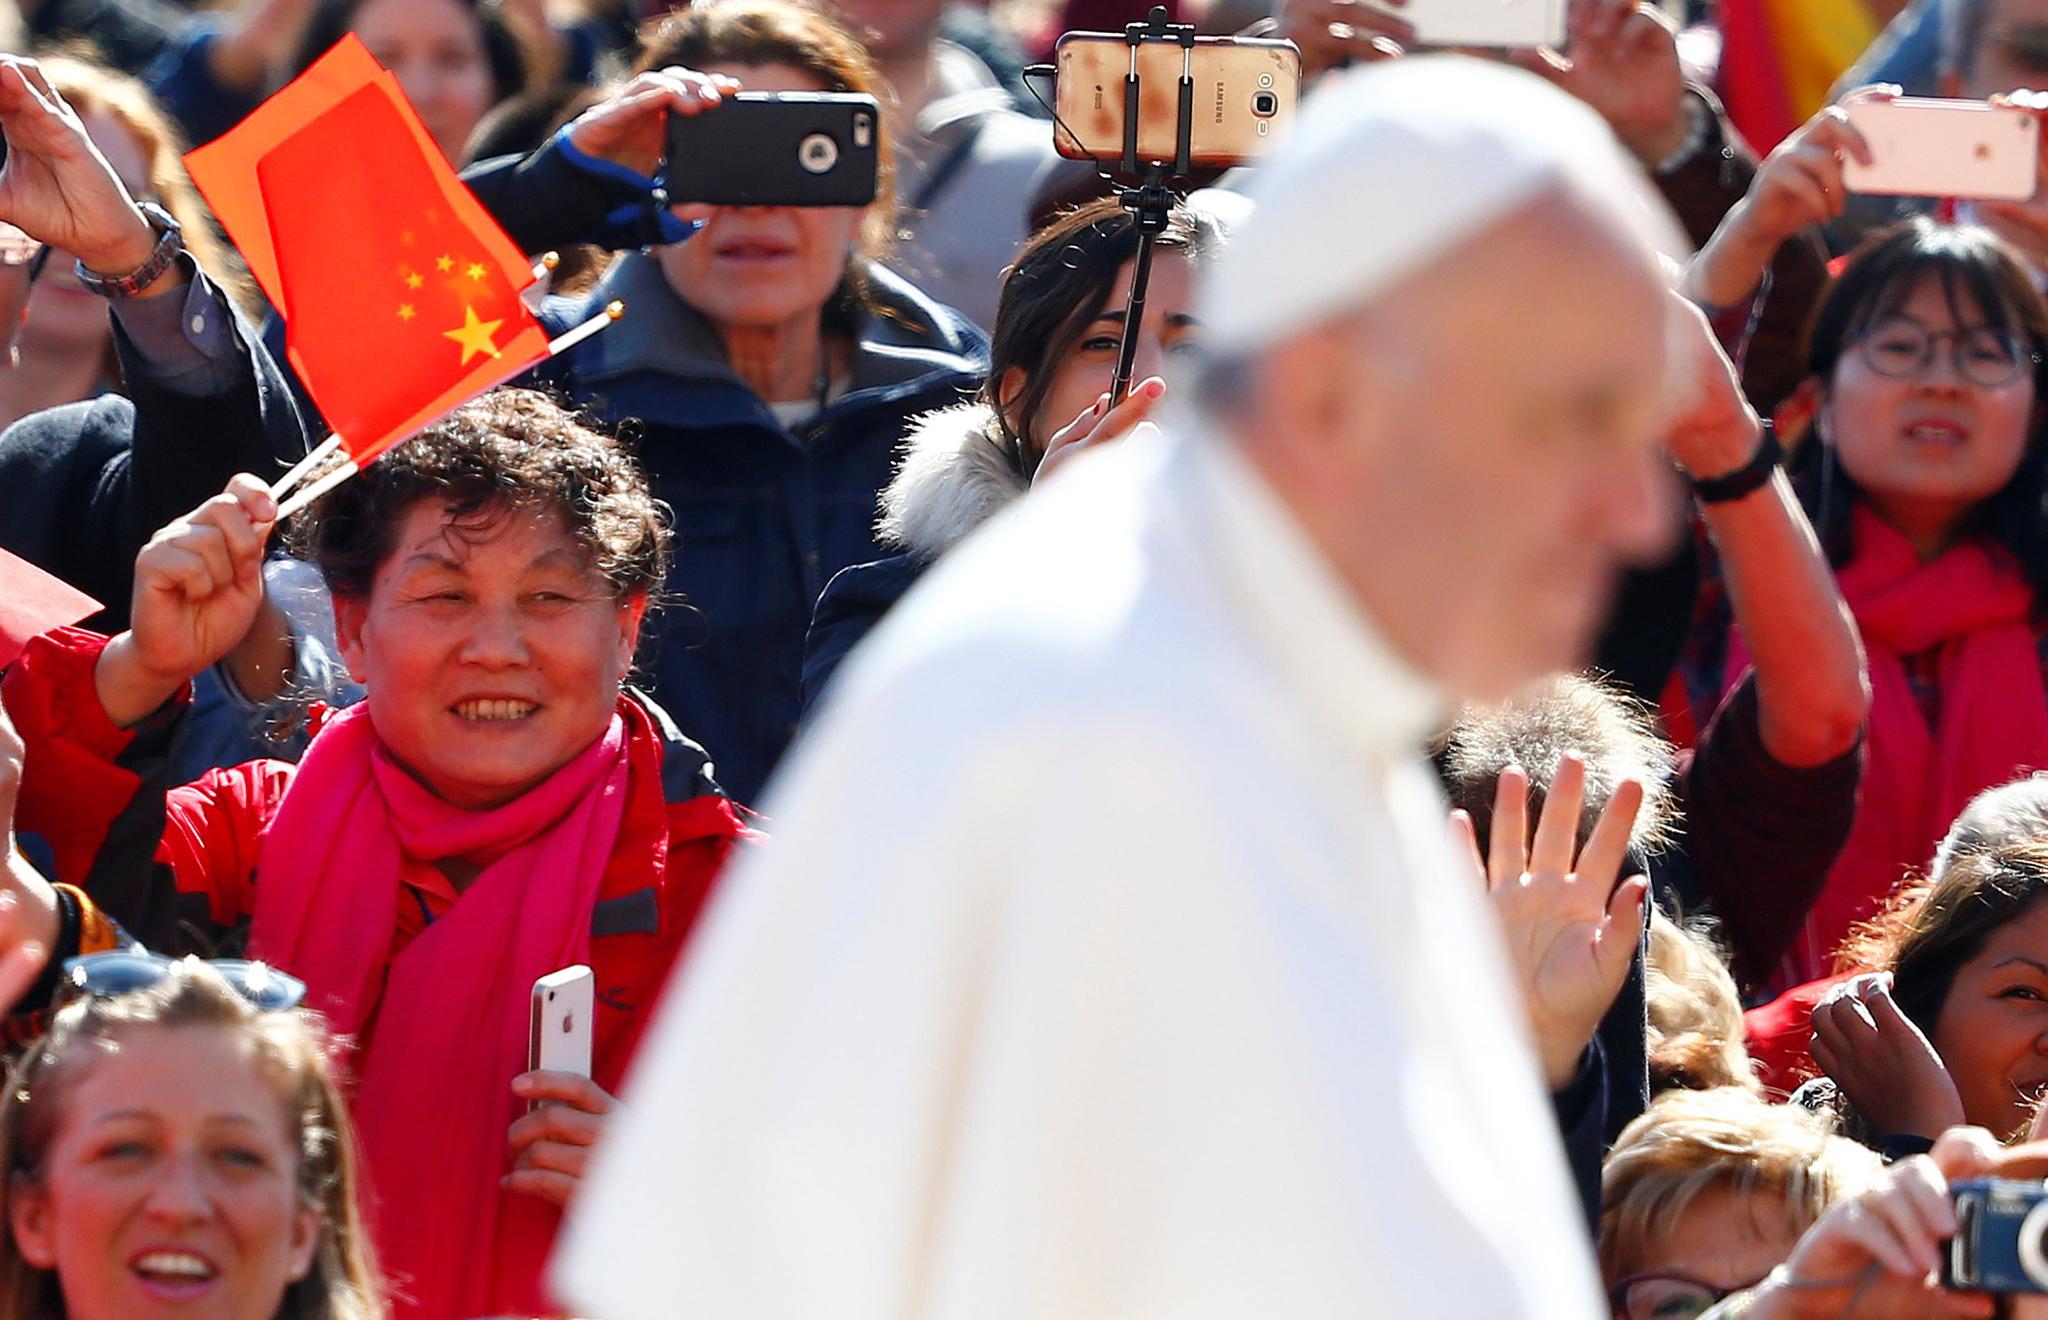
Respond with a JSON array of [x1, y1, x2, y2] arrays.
[[1823, 274, 2038, 551], [1932, 898, 2048, 1137], [655, 62, 869, 338], [333, 497, 644, 810], [7, 1025, 319, 1320]]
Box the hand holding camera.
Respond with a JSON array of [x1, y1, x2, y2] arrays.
[[564, 64, 741, 179], [1518, 0, 1688, 167], [1743, 1132, 1999, 1320]]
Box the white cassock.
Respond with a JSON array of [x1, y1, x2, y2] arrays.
[[556, 416, 1606, 1319]]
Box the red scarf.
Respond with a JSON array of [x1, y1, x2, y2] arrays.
[[250, 703, 631, 1319], [1730, 507, 2048, 984]]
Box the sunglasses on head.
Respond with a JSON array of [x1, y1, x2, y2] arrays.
[[60, 950, 308, 1013]]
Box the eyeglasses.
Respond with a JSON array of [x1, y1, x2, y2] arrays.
[[60, 950, 308, 1013], [1855, 317, 2040, 388], [1608, 1270, 1762, 1320]]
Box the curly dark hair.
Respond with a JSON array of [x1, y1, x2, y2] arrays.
[[293, 388, 670, 602]]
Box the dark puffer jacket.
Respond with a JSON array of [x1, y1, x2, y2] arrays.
[[529, 255, 988, 804]]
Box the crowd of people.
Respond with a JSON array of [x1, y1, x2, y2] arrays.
[[5, 0, 2048, 1315]]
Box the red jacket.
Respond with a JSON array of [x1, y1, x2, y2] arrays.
[[5, 622, 754, 1125]]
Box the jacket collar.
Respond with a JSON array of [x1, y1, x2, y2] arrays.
[[550, 253, 986, 403], [876, 402, 1027, 558]]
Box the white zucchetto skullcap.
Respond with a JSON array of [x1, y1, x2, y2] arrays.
[[1195, 55, 1685, 357]]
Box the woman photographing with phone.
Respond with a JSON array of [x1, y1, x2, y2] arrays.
[[475, 0, 989, 806], [1677, 97, 2048, 983], [0, 955, 383, 1320], [0, 387, 752, 1319]]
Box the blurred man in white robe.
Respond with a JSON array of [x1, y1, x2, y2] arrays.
[[558, 56, 1696, 1318]]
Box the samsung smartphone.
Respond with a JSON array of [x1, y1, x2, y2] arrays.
[[1053, 32, 1300, 170], [1398, 0, 1565, 49], [665, 92, 880, 207], [1843, 97, 2039, 201], [528, 965, 595, 1102]]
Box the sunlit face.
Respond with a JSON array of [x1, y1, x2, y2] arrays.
[[1004, 250, 1200, 458], [1822, 275, 2037, 552], [1608, 1184, 1802, 1319], [353, 0, 496, 162], [24, 108, 151, 360], [333, 498, 644, 810], [7, 1025, 320, 1320], [657, 63, 870, 340], [1252, 197, 1676, 703], [1931, 899, 2048, 1138]]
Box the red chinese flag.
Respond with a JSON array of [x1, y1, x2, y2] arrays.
[[186, 36, 548, 466]]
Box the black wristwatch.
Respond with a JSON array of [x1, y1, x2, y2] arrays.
[[1688, 420, 1783, 505], [74, 201, 184, 299]]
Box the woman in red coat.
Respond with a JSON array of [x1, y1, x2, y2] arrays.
[[0, 387, 753, 1319]]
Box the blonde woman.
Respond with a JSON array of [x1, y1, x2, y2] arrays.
[[0, 956, 383, 1320], [1601, 1087, 1882, 1319]]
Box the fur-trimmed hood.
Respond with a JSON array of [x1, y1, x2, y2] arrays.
[[876, 402, 1029, 558]]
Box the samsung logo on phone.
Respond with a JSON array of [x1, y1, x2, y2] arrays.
[[1212, 80, 1224, 124]]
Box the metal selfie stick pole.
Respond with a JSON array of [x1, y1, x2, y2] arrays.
[[1110, 6, 1195, 404]]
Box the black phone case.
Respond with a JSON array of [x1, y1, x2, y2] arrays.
[[664, 92, 880, 208]]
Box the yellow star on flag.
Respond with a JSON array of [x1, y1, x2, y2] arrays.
[[404, 271, 423, 290], [465, 261, 487, 282], [443, 305, 504, 365], [435, 255, 454, 273], [397, 303, 416, 321]]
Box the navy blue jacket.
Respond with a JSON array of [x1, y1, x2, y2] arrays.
[[529, 254, 987, 804]]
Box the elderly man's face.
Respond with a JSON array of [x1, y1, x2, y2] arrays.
[[1245, 195, 1676, 703], [1964, 0, 2048, 99]]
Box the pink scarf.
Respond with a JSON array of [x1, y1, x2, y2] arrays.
[[1729, 507, 2048, 983], [250, 703, 631, 1319]]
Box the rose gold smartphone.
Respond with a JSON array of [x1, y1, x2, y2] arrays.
[[1843, 97, 2039, 201], [1053, 32, 1300, 170]]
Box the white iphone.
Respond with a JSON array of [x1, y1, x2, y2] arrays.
[[1384, 0, 1566, 49], [1843, 97, 2039, 201], [528, 965, 594, 1088]]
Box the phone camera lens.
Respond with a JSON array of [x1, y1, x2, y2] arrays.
[[1251, 90, 1279, 118], [798, 132, 840, 174]]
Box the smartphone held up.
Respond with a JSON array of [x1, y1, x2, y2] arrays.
[[1842, 96, 2039, 201], [664, 91, 880, 208], [1053, 31, 1301, 171], [528, 964, 595, 1108]]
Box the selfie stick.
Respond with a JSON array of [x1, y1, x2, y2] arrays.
[[1110, 6, 1196, 404]]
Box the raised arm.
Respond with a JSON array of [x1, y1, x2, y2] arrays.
[[1665, 294, 1869, 768]]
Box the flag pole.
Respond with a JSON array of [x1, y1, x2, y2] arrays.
[[272, 300, 627, 520], [269, 433, 348, 503], [548, 301, 624, 356]]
